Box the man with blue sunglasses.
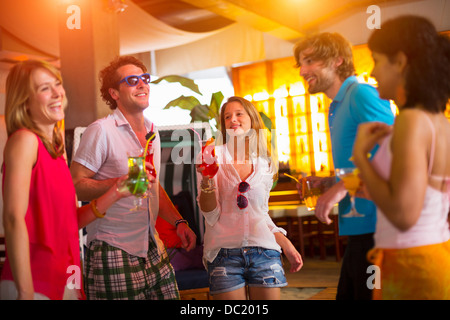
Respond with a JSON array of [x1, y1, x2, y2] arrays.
[[70, 56, 196, 300], [118, 73, 151, 87]]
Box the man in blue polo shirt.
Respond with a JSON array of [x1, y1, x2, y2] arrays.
[[293, 32, 394, 300]]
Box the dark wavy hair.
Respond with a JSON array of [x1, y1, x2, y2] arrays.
[[99, 56, 147, 110], [293, 32, 355, 81], [368, 15, 450, 113]]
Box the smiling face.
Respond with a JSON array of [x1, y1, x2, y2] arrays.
[[26, 68, 65, 133], [111, 64, 150, 112], [223, 101, 252, 136], [298, 47, 343, 99]]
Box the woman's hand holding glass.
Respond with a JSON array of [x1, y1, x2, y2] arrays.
[[335, 168, 364, 218], [198, 138, 219, 179], [196, 138, 219, 191]]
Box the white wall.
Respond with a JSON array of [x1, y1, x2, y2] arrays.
[[320, 0, 450, 46]]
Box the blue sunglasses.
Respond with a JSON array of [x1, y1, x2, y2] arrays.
[[118, 73, 151, 86]]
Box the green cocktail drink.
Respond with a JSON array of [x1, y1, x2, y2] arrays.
[[127, 155, 149, 196]]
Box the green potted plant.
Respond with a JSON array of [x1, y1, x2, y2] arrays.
[[151, 75, 273, 132], [152, 75, 277, 188]]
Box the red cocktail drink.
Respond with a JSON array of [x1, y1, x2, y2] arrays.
[[199, 139, 219, 178], [145, 149, 157, 178]]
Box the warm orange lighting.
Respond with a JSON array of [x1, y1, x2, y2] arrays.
[[289, 82, 306, 96], [273, 86, 289, 99], [356, 72, 377, 86], [232, 57, 334, 176], [445, 101, 450, 120], [253, 91, 270, 101], [292, 96, 306, 114], [14, 55, 29, 62], [274, 98, 290, 163]]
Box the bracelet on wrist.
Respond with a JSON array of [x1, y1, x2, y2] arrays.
[[175, 219, 188, 228], [200, 178, 216, 193], [91, 199, 106, 219]]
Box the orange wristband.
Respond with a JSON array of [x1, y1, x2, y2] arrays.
[[91, 199, 106, 218]]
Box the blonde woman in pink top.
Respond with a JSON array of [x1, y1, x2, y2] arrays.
[[0, 60, 134, 300], [353, 16, 450, 299]]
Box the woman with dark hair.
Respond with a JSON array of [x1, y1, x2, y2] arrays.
[[353, 15, 450, 299], [197, 96, 302, 300]]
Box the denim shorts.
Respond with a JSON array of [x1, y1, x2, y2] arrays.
[[207, 247, 287, 295]]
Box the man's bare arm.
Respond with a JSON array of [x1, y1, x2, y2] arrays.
[[70, 161, 118, 201]]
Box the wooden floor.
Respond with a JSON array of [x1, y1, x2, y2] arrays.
[[283, 255, 342, 300], [309, 287, 338, 300], [177, 255, 342, 301]]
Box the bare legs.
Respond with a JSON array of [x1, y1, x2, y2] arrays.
[[212, 287, 281, 300]]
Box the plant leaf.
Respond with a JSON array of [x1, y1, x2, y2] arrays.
[[207, 91, 224, 121], [190, 105, 210, 122], [163, 95, 202, 111], [151, 75, 202, 95], [259, 112, 273, 130]]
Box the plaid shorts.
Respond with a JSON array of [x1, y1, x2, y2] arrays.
[[84, 239, 179, 300]]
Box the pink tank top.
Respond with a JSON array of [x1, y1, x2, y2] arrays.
[[1, 133, 81, 300], [371, 115, 450, 249]]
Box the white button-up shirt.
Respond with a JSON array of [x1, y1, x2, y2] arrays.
[[197, 144, 286, 264], [73, 108, 163, 257]]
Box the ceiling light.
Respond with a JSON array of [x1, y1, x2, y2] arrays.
[[108, 0, 128, 14]]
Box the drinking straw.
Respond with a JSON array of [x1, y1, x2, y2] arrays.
[[191, 128, 202, 142], [191, 128, 203, 162], [132, 157, 141, 194], [283, 173, 300, 183], [133, 132, 155, 195], [143, 133, 156, 160]]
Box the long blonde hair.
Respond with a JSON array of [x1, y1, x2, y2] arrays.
[[219, 96, 278, 177], [5, 60, 66, 158]]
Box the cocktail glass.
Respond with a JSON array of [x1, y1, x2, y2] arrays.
[[123, 149, 149, 211], [198, 138, 219, 178], [335, 167, 364, 217], [302, 179, 322, 211]]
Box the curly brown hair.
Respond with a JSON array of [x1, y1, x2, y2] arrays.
[[99, 56, 147, 109], [293, 32, 355, 81]]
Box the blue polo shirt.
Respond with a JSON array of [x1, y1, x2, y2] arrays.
[[329, 76, 394, 236]]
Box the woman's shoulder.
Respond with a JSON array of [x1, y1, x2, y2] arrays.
[[394, 108, 430, 129], [7, 129, 39, 146], [4, 129, 39, 162], [392, 108, 434, 148]]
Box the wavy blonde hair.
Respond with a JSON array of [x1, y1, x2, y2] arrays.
[[219, 96, 278, 177], [5, 60, 66, 158], [294, 32, 355, 81]]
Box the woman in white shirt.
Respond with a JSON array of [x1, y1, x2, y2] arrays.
[[197, 96, 302, 300]]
